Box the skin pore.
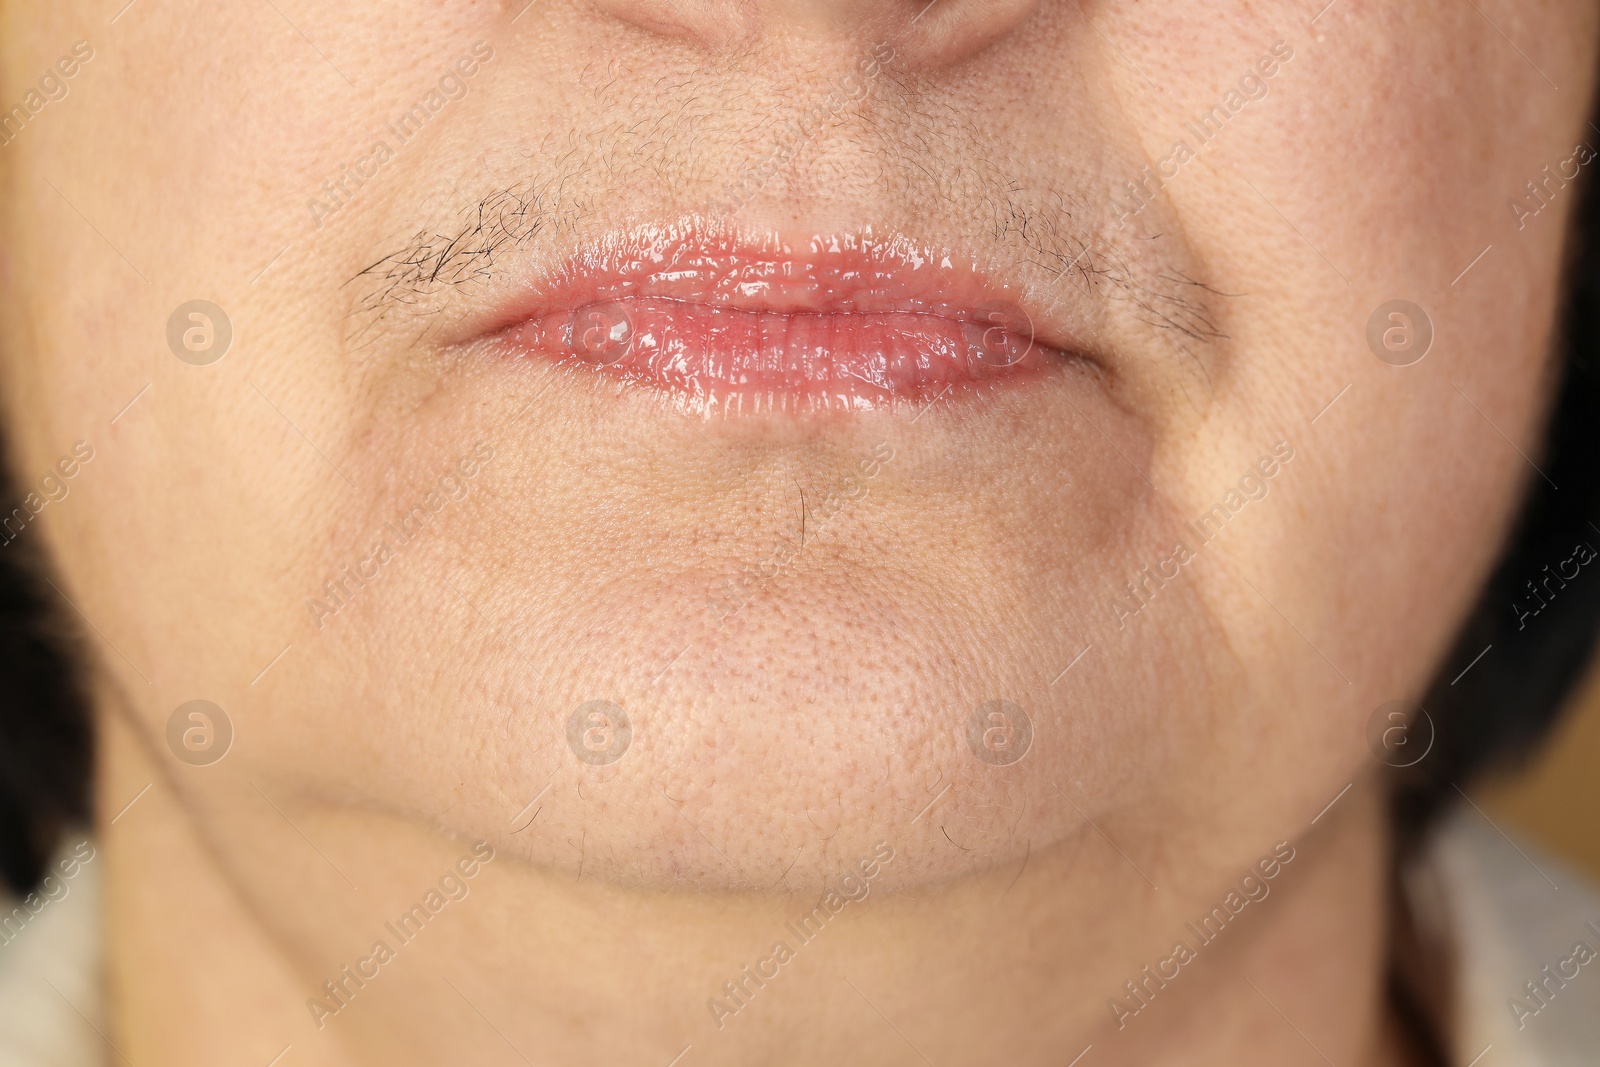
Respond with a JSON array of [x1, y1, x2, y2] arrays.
[[1, 0, 1596, 1063]]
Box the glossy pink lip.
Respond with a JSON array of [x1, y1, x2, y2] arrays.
[[493, 221, 1060, 414]]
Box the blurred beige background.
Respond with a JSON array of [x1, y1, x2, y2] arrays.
[[1476, 650, 1600, 883]]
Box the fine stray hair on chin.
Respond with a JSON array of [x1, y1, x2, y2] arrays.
[[708, 439, 896, 631]]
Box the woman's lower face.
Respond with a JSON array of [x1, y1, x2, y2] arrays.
[[1, 0, 1594, 1062]]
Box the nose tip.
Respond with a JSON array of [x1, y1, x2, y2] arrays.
[[587, 0, 1046, 69]]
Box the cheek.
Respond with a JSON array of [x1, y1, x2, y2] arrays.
[[1101, 0, 1593, 854]]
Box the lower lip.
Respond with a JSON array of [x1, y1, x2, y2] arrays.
[[494, 225, 1051, 414]]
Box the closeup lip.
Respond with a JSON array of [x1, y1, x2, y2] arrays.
[[482, 219, 1088, 415]]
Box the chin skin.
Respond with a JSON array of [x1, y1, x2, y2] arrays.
[[248, 359, 1237, 894]]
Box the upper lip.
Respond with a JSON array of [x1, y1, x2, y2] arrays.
[[543, 226, 1020, 313], [448, 216, 1103, 412]]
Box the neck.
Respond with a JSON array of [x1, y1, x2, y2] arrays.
[[101, 708, 1417, 1066]]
